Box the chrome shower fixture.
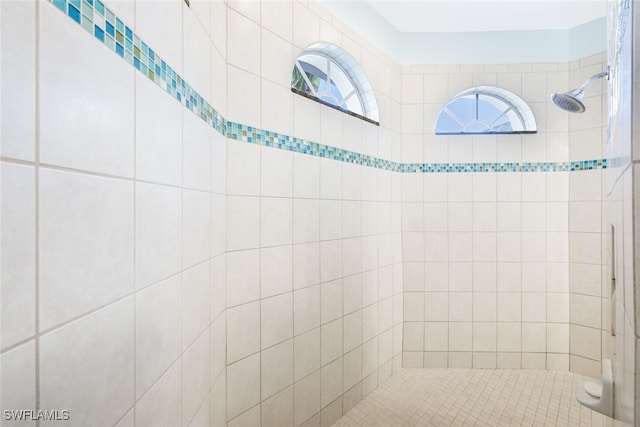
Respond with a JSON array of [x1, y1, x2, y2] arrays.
[[550, 69, 609, 113]]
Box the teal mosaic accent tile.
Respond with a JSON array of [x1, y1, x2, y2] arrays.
[[399, 159, 607, 173], [47, 0, 609, 176], [95, 0, 104, 15], [53, 0, 65, 11]]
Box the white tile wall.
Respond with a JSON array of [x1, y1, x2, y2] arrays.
[[135, 275, 182, 399], [262, 198, 293, 247], [400, 56, 607, 373], [39, 169, 134, 330], [135, 182, 182, 290], [182, 332, 210, 425], [227, 196, 260, 251], [1, 163, 36, 349], [2, 0, 616, 425], [183, 262, 211, 349], [227, 7, 260, 74], [227, 406, 260, 427], [135, 360, 182, 427], [211, 44, 227, 119], [40, 3, 134, 178], [0, 3, 229, 425], [261, 340, 293, 400], [1, 341, 36, 425], [135, 75, 183, 186], [227, 353, 261, 421], [262, 293, 294, 349], [261, 387, 294, 427], [261, 29, 293, 89], [0, 0, 36, 162], [294, 285, 321, 337], [183, 8, 211, 101], [294, 371, 321, 425], [40, 298, 134, 427], [135, 0, 183, 73], [183, 112, 212, 192], [228, 65, 262, 129], [227, 141, 261, 196], [183, 191, 212, 268]]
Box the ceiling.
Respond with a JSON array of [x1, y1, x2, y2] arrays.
[[317, 0, 608, 63], [330, 0, 607, 33]]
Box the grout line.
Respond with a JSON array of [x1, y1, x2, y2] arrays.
[[180, 3, 185, 422], [131, 2, 138, 419], [2, 150, 223, 196], [207, 4, 215, 404], [290, 107, 297, 425], [34, 0, 41, 423], [111, 406, 134, 427], [34, 290, 137, 339], [257, 181, 263, 423], [223, 0, 229, 419], [135, 356, 183, 409], [519, 164, 524, 367]]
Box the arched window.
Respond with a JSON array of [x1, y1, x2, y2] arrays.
[[291, 43, 379, 125], [435, 86, 537, 135]]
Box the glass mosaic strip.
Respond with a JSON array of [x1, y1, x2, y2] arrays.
[[47, 0, 608, 175], [226, 117, 608, 172], [399, 159, 607, 173]]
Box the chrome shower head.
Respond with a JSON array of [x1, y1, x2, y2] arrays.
[[551, 91, 585, 113], [550, 70, 608, 114]]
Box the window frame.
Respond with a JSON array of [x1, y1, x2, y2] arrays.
[[435, 86, 537, 135], [291, 43, 380, 126]]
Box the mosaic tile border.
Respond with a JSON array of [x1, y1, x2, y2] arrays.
[[48, 0, 608, 175], [399, 159, 606, 173]]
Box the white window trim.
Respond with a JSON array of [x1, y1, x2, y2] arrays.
[[435, 86, 537, 135], [292, 43, 380, 125]]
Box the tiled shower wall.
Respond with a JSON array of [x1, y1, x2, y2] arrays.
[[567, 55, 609, 378], [1, 0, 225, 426], [1, 0, 405, 426], [399, 54, 609, 376], [0, 0, 615, 427], [221, 2, 404, 426]]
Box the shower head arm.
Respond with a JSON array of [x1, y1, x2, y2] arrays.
[[572, 70, 609, 97]]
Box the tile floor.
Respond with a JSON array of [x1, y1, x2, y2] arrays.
[[333, 369, 613, 426]]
